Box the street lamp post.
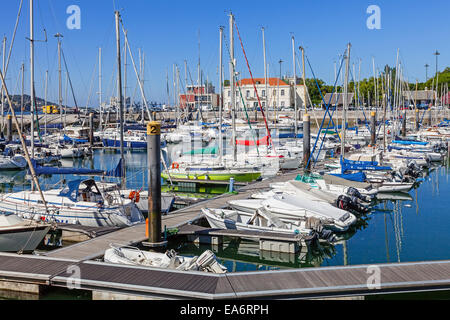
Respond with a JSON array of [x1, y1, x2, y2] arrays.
[[434, 50, 440, 109]]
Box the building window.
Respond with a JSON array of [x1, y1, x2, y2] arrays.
[[228, 90, 230, 97], [262, 90, 266, 97], [281, 101, 285, 107], [281, 89, 285, 96], [246, 90, 250, 98], [262, 102, 266, 107], [273, 89, 276, 95]]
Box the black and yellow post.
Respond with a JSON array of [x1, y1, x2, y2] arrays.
[[89, 113, 94, 147], [370, 111, 376, 146], [428, 107, 432, 126], [415, 109, 420, 131], [144, 121, 166, 248], [402, 110, 407, 137]]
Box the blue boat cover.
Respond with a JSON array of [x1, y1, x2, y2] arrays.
[[330, 171, 367, 182], [392, 140, 428, 146], [105, 158, 123, 178], [58, 179, 83, 202], [30, 159, 105, 176], [40, 123, 63, 129], [341, 157, 379, 166], [62, 135, 88, 144], [340, 157, 391, 173], [30, 159, 123, 178], [278, 133, 304, 139]]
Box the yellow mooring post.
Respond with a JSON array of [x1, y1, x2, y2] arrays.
[[371, 111, 376, 146], [143, 121, 167, 248]]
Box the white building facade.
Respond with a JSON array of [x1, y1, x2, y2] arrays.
[[223, 77, 307, 112]]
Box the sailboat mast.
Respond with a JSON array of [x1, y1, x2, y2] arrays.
[[115, 11, 125, 187], [229, 13, 237, 162], [44, 70, 48, 135], [291, 35, 298, 143], [29, 0, 35, 159], [372, 58, 377, 110], [341, 43, 351, 159], [173, 64, 176, 115], [141, 51, 145, 124], [184, 59, 187, 121], [55, 33, 63, 129], [219, 26, 224, 164], [301, 46, 306, 114], [176, 65, 180, 127], [1, 36, 5, 132], [99, 47, 102, 130], [198, 30, 201, 119], [124, 30, 128, 122], [262, 27, 268, 122], [20, 62, 24, 132]]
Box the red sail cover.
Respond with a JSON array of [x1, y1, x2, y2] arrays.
[[235, 135, 270, 146]]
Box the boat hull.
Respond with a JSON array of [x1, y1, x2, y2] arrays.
[[0, 225, 50, 252], [161, 171, 261, 182], [0, 196, 144, 228]]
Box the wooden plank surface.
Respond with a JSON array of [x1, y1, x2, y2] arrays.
[[3, 252, 450, 299]]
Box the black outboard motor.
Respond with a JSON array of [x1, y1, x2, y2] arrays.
[[318, 229, 337, 242], [346, 187, 371, 203], [405, 161, 422, 178], [336, 195, 370, 214]]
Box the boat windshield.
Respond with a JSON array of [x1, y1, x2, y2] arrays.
[[59, 179, 104, 203], [78, 180, 104, 203]]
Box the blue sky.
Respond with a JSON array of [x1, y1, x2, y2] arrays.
[[0, 0, 449, 107]]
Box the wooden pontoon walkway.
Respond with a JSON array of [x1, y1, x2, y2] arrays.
[[2, 252, 450, 299], [43, 170, 302, 261]]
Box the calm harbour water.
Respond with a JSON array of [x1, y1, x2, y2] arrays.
[[0, 147, 449, 299]]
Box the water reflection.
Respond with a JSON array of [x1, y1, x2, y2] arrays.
[[170, 237, 340, 271]]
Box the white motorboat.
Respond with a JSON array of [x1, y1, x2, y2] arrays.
[[0, 212, 51, 253], [56, 145, 85, 158], [0, 154, 27, 170], [228, 193, 357, 232], [0, 179, 144, 227], [202, 207, 315, 236], [104, 244, 227, 273]]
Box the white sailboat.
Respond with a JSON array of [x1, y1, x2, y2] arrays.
[[0, 212, 51, 253], [0, 179, 144, 227]]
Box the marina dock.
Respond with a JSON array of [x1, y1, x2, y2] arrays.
[[2, 252, 450, 299]]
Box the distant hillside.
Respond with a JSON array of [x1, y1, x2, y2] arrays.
[[0, 94, 64, 112]]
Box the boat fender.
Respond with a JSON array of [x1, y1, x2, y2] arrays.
[[128, 191, 140, 203], [172, 162, 180, 169]]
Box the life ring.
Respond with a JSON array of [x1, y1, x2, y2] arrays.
[[172, 162, 180, 169], [128, 190, 140, 203]]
